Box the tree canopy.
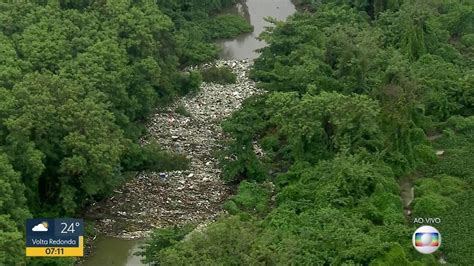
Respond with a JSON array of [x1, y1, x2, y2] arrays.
[[143, 0, 473, 264]]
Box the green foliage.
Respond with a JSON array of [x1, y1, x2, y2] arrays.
[[446, 115, 474, 132], [253, 208, 386, 265], [138, 225, 194, 264], [2, 73, 125, 214], [121, 141, 189, 173], [144, 216, 260, 265], [146, 144, 188, 172], [414, 115, 474, 264], [0, 0, 240, 208], [0, 153, 30, 265], [2, 0, 473, 264], [0, 1, 247, 262], [277, 155, 401, 215], [411, 55, 468, 120], [142, 0, 474, 264], [174, 104, 192, 117], [423, 116, 474, 180], [461, 33, 474, 47], [224, 181, 273, 217], [221, 91, 385, 183], [411, 174, 466, 218], [439, 191, 474, 265], [221, 96, 270, 183], [0, 0, 251, 265], [0, 33, 23, 89], [205, 14, 253, 39], [369, 244, 426, 266], [177, 71, 202, 95], [145, 155, 413, 264], [200, 66, 237, 84], [252, 5, 373, 94], [155, 0, 251, 65], [412, 193, 456, 218], [294, 0, 403, 18], [266, 92, 384, 160]]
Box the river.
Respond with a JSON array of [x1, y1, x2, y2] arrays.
[[218, 0, 296, 60], [82, 237, 144, 266], [82, 1, 295, 265]]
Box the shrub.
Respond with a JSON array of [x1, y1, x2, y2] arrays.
[[200, 66, 237, 84], [461, 33, 474, 47], [122, 142, 189, 172], [412, 175, 466, 217], [138, 225, 194, 264], [175, 104, 192, 117], [178, 71, 202, 95], [142, 216, 259, 265], [224, 181, 273, 216], [412, 193, 457, 218]]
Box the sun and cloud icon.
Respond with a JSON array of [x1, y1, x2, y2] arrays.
[[32, 221, 49, 232]]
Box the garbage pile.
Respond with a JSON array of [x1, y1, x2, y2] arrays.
[[88, 60, 262, 238]]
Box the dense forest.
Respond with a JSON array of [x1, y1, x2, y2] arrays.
[[141, 0, 474, 265], [0, 0, 251, 264], [0, 0, 473, 265]]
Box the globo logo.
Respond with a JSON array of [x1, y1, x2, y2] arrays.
[[412, 226, 441, 254]]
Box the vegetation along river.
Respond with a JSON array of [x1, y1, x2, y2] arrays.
[[82, 1, 296, 265]]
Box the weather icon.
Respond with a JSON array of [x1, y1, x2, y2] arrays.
[[32, 222, 49, 232]]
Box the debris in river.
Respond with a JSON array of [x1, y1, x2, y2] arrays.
[[159, 173, 168, 181], [87, 60, 263, 238]]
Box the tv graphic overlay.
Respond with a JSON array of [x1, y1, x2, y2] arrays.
[[26, 218, 84, 257], [412, 225, 441, 254]]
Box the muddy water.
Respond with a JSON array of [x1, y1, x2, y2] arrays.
[[82, 1, 295, 265], [81, 237, 144, 266], [218, 0, 296, 60]]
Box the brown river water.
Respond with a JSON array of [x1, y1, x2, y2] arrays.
[[82, 1, 295, 265]]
